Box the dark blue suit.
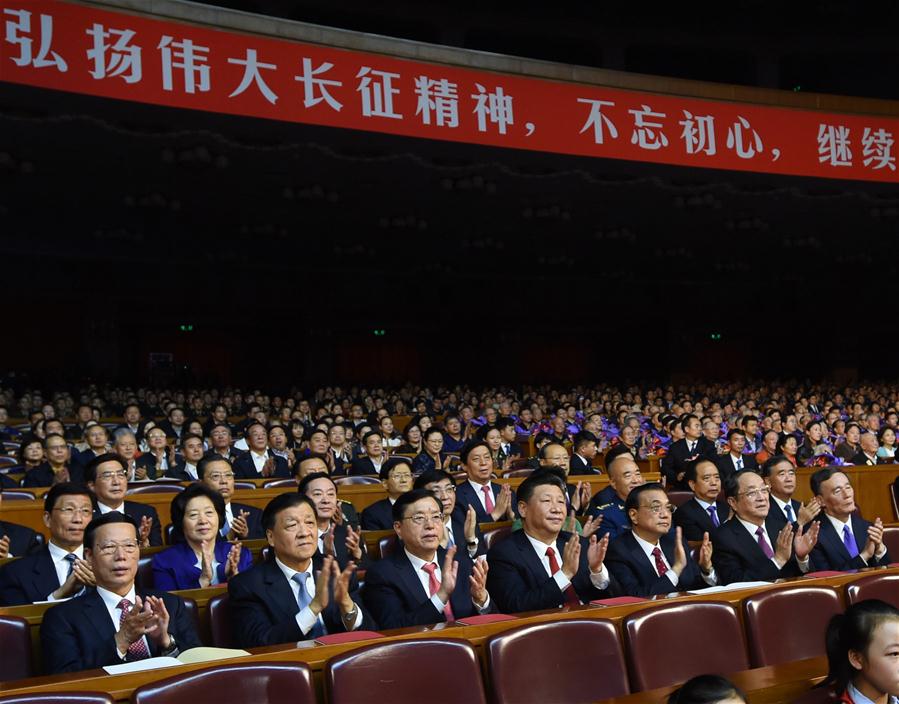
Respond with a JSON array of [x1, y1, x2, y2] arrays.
[[766, 497, 802, 532], [361, 546, 491, 628], [605, 529, 709, 597], [453, 480, 518, 524], [711, 516, 804, 585], [360, 498, 394, 530], [0, 520, 42, 557], [22, 462, 83, 487], [151, 540, 253, 591], [586, 486, 629, 540], [225, 501, 264, 540], [673, 497, 729, 542], [809, 514, 892, 571], [232, 450, 290, 479], [40, 587, 201, 673], [0, 545, 66, 605], [93, 502, 163, 548], [348, 457, 383, 476], [485, 529, 618, 613]]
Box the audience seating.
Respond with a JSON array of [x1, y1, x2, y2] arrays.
[[1, 491, 35, 501], [262, 479, 296, 488], [486, 619, 628, 703], [378, 534, 398, 559], [135, 556, 154, 590], [882, 525, 899, 557], [325, 638, 487, 704], [126, 485, 184, 495], [622, 600, 749, 691], [233, 482, 257, 491], [844, 572, 899, 610], [0, 695, 115, 704], [208, 592, 233, 648], [501, 468, 532, 478], [0, 614, 32, 681], [0, 457, 18, 467], [742, 585, 842, 667], [332, 476, 380, 486], [482, 525, 512, 551], [132, 662, 314, 704], [890, 479, 898, 521], [667, 490, 694, 508]]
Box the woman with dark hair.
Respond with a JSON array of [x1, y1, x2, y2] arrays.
[[667, 675, 747, 704], [775, 433, 799, 467], [821, 599, 899, 703], [395, 422, 422, 455], [798, 421, 825, 464], [151, 484, 252, 590], [412, 427, 450, 475], [17, 434, 44, 473], [877, 427, 897, 462]]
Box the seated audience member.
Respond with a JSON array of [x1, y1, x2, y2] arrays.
[[754, 429, 779, 465], [228, 493, 370, 647], [203, 404, 233, 437], [151, 484, 251, 590], [415, 469, 484, 557], [775, 433, 800, 467], [117, 403, 149, 444], [200, 457, 264, 540], [453, 441, 517, 523], [112, 429, 140, 481], [232, 422, 291, 479], [820, 599, 899, 704], [761, 454, 820, 531], [17, 434, 45, 475], [136, 426, 175, 479], [327, 423, 353, 473], [0, 483, 42, 557], [673, 460, 730, 541], [296, 453, 327, 480], [299, 472, 367, 567], [86, 454, 162, 547], [165, 432, 205, 481], [485, 470, 618, 613], [360, 458, 414, 530], [587, 454, 646, 540], [537, 442, 592, 512], [362, 489, 492, 628], [852, 432, 882, 466], [205, 422, 244, 464], [716, 429, 758, 480], [606, 483, 716, 597], [667, 675, 748, 704], [741, 416, 761, 454], [809, 468, 891, 571], [71, 424, 109, 474], [40, 512, 201, 673], [268, 425, 296, 468], [22, 433, 73, 487], [0, 483, 95, 606], [876, 426, 897, 461], [662, 414, 716, 490], [350, 430, 388, 475], [412, 427, 450, 476], [835, 423, 862, 463], [496, 417, 523, 465], [65, 404, 94, 442], [442, 414, 465, 453], [157, 406, 187, 441], [797, 420, 825, 464], [569, 431, 600, 475], [711, 470, 819, 585]]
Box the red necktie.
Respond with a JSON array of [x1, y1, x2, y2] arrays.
[[481, 485, 495, 514], [118, 599, 151, 661], [421, 562, 455, 622], [545, 547, 580, 607], [651, 547, 669, 577]]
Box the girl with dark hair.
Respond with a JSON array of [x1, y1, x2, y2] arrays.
[[667, 675, 747, 704]]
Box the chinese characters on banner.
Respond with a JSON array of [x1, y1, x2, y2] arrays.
[[1, 0, 897, 183]]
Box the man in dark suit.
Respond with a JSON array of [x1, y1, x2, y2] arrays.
[[85, 454, 163, 548], [115, 403, 149, 445], [415, 469, 484, 556], [0, 483, 42, 557], [40, 512, 201, 673], [486, 471, 618, 613], [349, 431, 388, 476], [299, 472, 368, 568], [809, 467, 891, 571], [0, 483, 95, 605], [851, 432, 882, 467], [606, 483, 717, 597], [156, 406, 187, 442], [715, 429, 759, 481], [711, 470, 820, 585], [662, 414, 717, 490], [569, 431, 600, 476], [453, 441, 516, 524], [496, 418, 524, 466], [164, 433, 205, 481], [199, 456, 264, 540], [673, 459, 730, 541], [228, 493, 371, 647], [65, 405, 94, 442], [587, 453, 646, 540], [205, 423, 245, 464], [71, 424, 109, 476], [362, 489, 492, 628], [360, 458, 414, 530], [232, 422, 291, 479], [761, 455, 819, 531]]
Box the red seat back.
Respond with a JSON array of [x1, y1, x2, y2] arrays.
[[0, 615, 32, 681], [845, 573, 899, 610]]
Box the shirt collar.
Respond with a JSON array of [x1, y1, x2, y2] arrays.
[[825, 512, 851, 534], [48, 541, 83, 562], [274, 555, 312, 582], [97, 584, 136, 610], [630, 529, 661, 557], [404, 547, 438, 572], [98, 500, 124, 514], [736, 515, 767, 538], [694, 496, 713, 510], [523, 529, 557, 553]]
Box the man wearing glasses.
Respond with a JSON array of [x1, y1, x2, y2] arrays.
[[606, 483, 716, 597], [41, 512, 201, 673], [85, 454, 162, 547], [200, 456, 263, 540], [360, 458, 414, 530], [0, 482, 96, 605], [361, 488, 491, 628], [712, 471, 820, 585], [414, 469, 484, 557]]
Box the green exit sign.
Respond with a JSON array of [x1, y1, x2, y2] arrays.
[[373, 329, 386, 336], [179, 324, 194, 332]]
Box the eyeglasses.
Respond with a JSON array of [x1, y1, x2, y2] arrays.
[[207, 472, 235, 481], [738, 486, 770, 500], [403, 512, 444, 526], [640, 502, 675, 515], [98, 470, 127, 481], [53, 507, 94, 518], [429, 485, 456, 496], [96, 540, 140, 555]]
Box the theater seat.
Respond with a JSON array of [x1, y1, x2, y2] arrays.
[[378, 534, 398, 559], [882, 525, 899, 558], [325, 638, 486, 704], [483, 526, 512, 551], [742, 585, 842, 667], [622, 600, 749, 691], [233, 481, 256, 491], [1, 490, 34, 501], [0, 694, 115, 704], [126, 484, 184, 495], [0, 615, 32, 681], [845, 573, 899, 610], [132, 662, 314, 704], [135, 556, 154, 590], [263, 478, 297, 488], [502, 468, 532, 478], [208, 592, 233, 648], [333, 476, 380, 485], [487, 619, 628, 703], [180, 595, 199, 635], [667, 490, 694, 508], [891, 479, 899, 521]]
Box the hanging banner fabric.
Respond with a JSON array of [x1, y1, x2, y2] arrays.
[[1, 0, 897, 182]]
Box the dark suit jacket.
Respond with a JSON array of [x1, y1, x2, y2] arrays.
[[485, 529, 619, 613], [22, 462, 82, 487], [453, 480, 519, 524], [810, 514, 892, 571], [662, 438, 717, 489], [0, 520, 42, 557], [162, 461, 199, 481], [204, 448, 246, 464], [851, 451, 883, 467], [93, 502, 163, 548], [715, 453, 759, 481], [348, 456, 384, 476], [766, 497, 802, 532], [114, 422, 150, 444], [712, 516, 804, 585], [151, 540, 253, 591], [673, 497, 729, 541], [40, 587, 201, 673], [606, 529, 709, 597], [227, 501, 264, 540], [156, 420, 186, 440], [232, 450, 290, 479], [135, 453, 168, 480], [569, 454, 599, 476], [228, 555, 372, 648], [0, 545, 65, 605], [361, 546, 491, 629], [360, 498, 394, 531]]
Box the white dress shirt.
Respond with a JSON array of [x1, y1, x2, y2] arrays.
[[403, 548, 490, 613], [274, 557, 362, 636], [824, 513, 887, 564], [468, 479, 494, 514], [522, 531, 609, 600], [46, 542, 84, 601], [770, 495, 796, 522], [183, 462, 198, 480], [96, 584, 151, 659], [98, 500, 125, 515], [631, 531, 717, 587]]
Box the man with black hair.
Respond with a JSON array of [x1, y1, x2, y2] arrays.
[[415, 469, 483, 557], [569, 431, 600, 476], [349, 430, 387, 475], [761, 455, 819, 531], [0, 482, 42, 558], [164, 432, 205, 481], [232, 422, 290, 479], [496, 417, 522, 466], [200, 456, 263, 540], [453, 441, 516, 523], [673, 459, 730, 541], [360, 458, 414, 530], [299, 472, 366, 567], [86, 454, 162, 547], [716, 428, 758, 480], [116, 403, 149, 444], [662, 414, 717, 490], [40, 512, 201, 673], [205, 422, 244, 464], [361, 488, 492, 628]]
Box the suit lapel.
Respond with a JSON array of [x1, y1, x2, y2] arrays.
[[81, 589, 117, 644], [393, 549, 431, 603], [630, 532, 661, 583], [34, 547, 61, 592], [728, 519, 766, 563], [262, 560, 302, 621], [514, 531, 551, 585]]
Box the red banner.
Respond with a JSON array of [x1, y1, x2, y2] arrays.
[[1, 0, 897, 183]]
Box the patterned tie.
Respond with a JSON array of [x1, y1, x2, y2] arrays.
[[651, 547, 668, 577], [421, 562, 455, 621], [117, 599, 151, 661], [755, 526, 775, 559], [736, 456, 744, 471], [292, 572, 325, 638], [784, 503, 796, 523], [545, 547, 580, 607], [843, 525, 860, 558], [481, 485, 495, 514], [707, 505, 720, 528], [444, 522, 455, 549], [63, 553, 77, 579]]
